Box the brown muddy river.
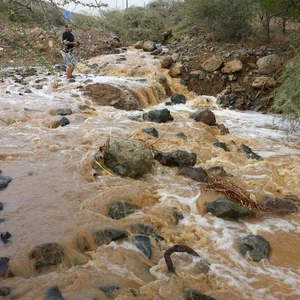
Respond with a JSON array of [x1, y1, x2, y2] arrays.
[[0, 48, 300, 299]]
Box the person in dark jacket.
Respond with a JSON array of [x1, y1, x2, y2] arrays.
[[61, 24, 80, 79]]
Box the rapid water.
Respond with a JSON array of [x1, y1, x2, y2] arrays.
[[0, 48, 299, 299]]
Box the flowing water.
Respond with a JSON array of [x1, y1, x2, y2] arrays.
[[0, 48, 299, 300]]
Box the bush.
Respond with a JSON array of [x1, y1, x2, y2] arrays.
[[274, 51, 300, 129], [181, 0, 254, 41]]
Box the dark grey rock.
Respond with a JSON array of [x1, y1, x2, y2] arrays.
[[0, 202, 3, 211], [238, 234, 271, 261], [171, 94, 186, 104], [108, 202, 138, 220], [175, 132, 187, 140], [0, 286, 11, 297], [186, 289, 216, 300], [92, 229, 128, 246], [0, 175, 12, 189], [206, 197, 251, 219], [129, 223, 163, 242], [191, 109, 216, 126], [45, 286, 65, 300], [99, 285, 119, 296], [213, 141, 230, 152], [31, 243, 64, 272], [207, 166, 228, 177], [1, 232, 11, 244], [132, 235, 152, 258], [179, 167, 208, 183], [104, 139, 153, 179], [143, 108, 173, 123], [155, 150, 197, 168], [240, 144, 263, 160], [142, 127, 159, 138], [0, 257, 9, 278]]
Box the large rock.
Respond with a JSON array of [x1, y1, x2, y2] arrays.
[[108, 202, 138, 219], [143, 108, 173, 123], [222, 60, 243, 74], [160, 55, 173, 69], [171, 94, 186, 104], [190, 109, 216, 126], [85, 83, 141, 111], [143, 41, 157, 52], [239, 144, 263, 160], [134, 41, 144, 49], [179, 167, 208, 183], [132, 235, 152, 258], [256, 54, 281, 74], [0, 174, 12, 189], [252, 76, 277, 88], [169, 63, 182, 77], [206, 197, 251, 219], [238, 234, 271, 261], [202, 55, 223, 72], [104, 139, 153, 178], [30, 243, 64, 272], [92, 229, 128, 246], [155, 150, 197, 168]]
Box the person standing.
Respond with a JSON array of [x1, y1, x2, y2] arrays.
[[61, 24, 80, 79]]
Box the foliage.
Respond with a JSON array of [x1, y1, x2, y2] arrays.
[[180, 0, 255, 41], [274, 50, 300, 129], [102, 6, 167, 42]]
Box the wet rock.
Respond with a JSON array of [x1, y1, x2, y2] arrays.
[[142, 127, 159, 138], [78, 104, 95, 111], [217, 123, 230, 135], [92, 229, 128, 246], [108, 202, 138, 220], [85, 83, 141, 111], [49, 108, 72, 116], [24, 89, 33, 93], [0, 257, 9, 278], [160, 55, 173, 69], [156, 74, 171, 96], [56, 116, 70, 127], [175, 132, 187, 140], [0, 202, 4, 211], [0, 232, 11, 244], [238, 234, 271, 261], [213, 141, 230, 152], [169, 63, 182, 77], [206, 197, 251, 219], [239, 144, 263, 160], [104, 139, 153, 179], [173, 208, 184, 224], [202, 55, 223, 72], [0, 174, 12, 189], [143, 108, 173, 123], [0, 219, 5, 224], [143, 41, 156, 52], [129, 223, 163, 242], [31, 243, 64, 272], [99, 285, 120, 296], [155, 150, 197, 168], [207, 166, 228, 177], [186, 289, 216, 300], [171, 94, 186, 104], [45, 286, 65, 300], [132, 235, 152, 258], [191, 109, 216, 126], [179, 167, 208, 183], [134, 41, 143, 49], [256, 54, 280, 75], [0, 286, 11, 297], [222, 60, 243, 74]]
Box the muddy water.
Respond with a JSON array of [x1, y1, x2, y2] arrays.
[[0, 49, 299, 300]]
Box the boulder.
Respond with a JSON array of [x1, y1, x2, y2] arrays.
[[85, 83, 141, 111], [155, 150, 197, 168], [104, 139, 153, 178], [191, 109, 216, 126], [186, 290, 216, 300], [239, 144, 263, 160], [31, 243, 64, 272], [256, 54, 280, 74], [0, 174, 12, 189], [213, 141, 230, 152], [202, 55, 223, 72], [143, 41, 157, 52], [169, 63, 182, 77], [222, 60, 243, 74], [132, 235, 152, 258], [252, 76, 277, 88], [238, 234, 271, 261], [143, 108, 173, 123], [171, 94, 186, 104], [134, 41, 144, 49], [179, 167, 208, 183], [108, 202, 138, 220], [206, 197, 251, 219], [45, 286, 65, 300], [92, 229, 128, 246], [160, 55, 173, 69], [142, 127, 159, 138]]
